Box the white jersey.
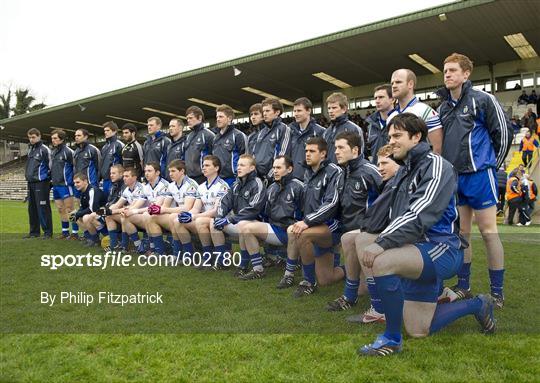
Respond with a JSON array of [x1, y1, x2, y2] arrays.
[[387, 96, 442, 132], [167, 176, 199, 207], [197, 177, 230, 212], [121, 182, 145, 205], [142, 177, 170, 204]]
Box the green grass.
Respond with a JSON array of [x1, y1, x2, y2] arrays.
[[1, 201, 539, 382]]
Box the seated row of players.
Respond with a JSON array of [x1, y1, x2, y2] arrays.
[[69, 112, 496, 358]]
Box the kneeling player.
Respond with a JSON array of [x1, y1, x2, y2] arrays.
[[70, 173, 107, 247], [239, 155, 304, 279], [175, 155, 229, 261], [356, 114, 495, 357], [98, 164, 125, 250], [146, 160, 198, 256], [203, 154, 266, 271], [278, 137, 344, 296]]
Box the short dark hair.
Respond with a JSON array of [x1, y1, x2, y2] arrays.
[[374, 84, 392, 98], [26, 128, 41, 136], [335, 131, 361, 151], [102, 121, 119, 131], [262, 98, 284, 114], [249, 103, 263, 114], [186, 106, 204, 120], [293, 97, 313, 111], [145, 162, 161, 173], [123, 167, 138, 177], [74, 172, 88, 182], [76, 128, 89, 137], [275, 155, 293, 168], [50, 129, 66, 141], [216, 104, 235, 120], [122, 123, 137, 133], [147, 116, 162, 127], [306, 136, 328, 154], [170, 118, 184, 128], [203, 155, 221, 172], [388, 113, 428, 142], [168, 160, 185, 172]]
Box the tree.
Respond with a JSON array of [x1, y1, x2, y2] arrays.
[[0, 87, 46, 118]]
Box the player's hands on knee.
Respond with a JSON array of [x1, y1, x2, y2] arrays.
[[147, 204, 161, 215], [213, 217, 229, 230], [291, 221, 308, 236], [68, 210, 78, 222], [178, 211, 192, 223], [362, 243, 384, 268]]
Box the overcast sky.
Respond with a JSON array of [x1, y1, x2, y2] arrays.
[[1, 0, 452, 107]]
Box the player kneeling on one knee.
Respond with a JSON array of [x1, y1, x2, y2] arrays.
[[239, 155, 303, 280], [206, 154, 266, 272], [356, 113, 496, 358], [70, 172, 107, 247]]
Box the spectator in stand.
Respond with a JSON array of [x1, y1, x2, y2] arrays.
[[528, 90, 538, 104], [521, 108, 538, 136], [518, 90, 529, 105], [511, 116, 522, 140], [519, 131, 539, 167], [523, 174, 537, 219], [496, 167, 507, 215]]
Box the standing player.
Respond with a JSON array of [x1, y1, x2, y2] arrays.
[[50, 128, 77, 239], [366, 84, 394, 165], [238, 155, 304, 279], [212, 104, 248, 186], [325, 132, 382, 311], [104, 167, 145, 251], [74, 128, 101, 188], [247, 103, 264, 155], [166, 118, 186, 179], [206, 154, 266, 270], [145, 160, 198, 256], [70, 173, 107, 247], [250, 98, 291, 182], [183, 106, 215, 184], [24, 128, 53, 239], [356, 113, 495, 357], [323, 92, 364, 164], [143, 117, 171, 177], [176, 156, 230, 261], [100, 121, 124, 196], [121, 123, 144, 178], [277, 137, 344, 295], [289, 97, 325, 180], [387, 69, 443, 154], [437, 53, 512, 308]]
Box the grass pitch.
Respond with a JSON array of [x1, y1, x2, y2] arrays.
[[0, 200, 539, 382]]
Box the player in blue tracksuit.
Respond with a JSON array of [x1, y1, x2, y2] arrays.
[[143, 117, 171, 178], [183, 106, 215, 184], [24, 128, 53, 239], [366, 84, 394, 165], [323, 92, 364, 164], [277, 136, 344, 296], [289, 97, 325, 180], [100, 121, 124, 196], [437, 53, 512, 308], [212, 104, 248, 186], [166, 118, 186, 180], [73, 128, 101, 192], [356, 113, 495, 357], [50, 128, 78, 239]]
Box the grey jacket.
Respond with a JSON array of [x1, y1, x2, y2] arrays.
[[216, 171, 266, 224], [264, 173, 304, 228], [183, 123, 215, 178], [289, 119, 325, 179], [249, 117, 291, 180], [323, 114, 364, 164], [100, 135, 124, 180], [212, 125, 248, 179]]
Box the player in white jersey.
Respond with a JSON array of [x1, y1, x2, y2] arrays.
[[122, 163, 168, 252], [146, 160, 198, 255], [387, 69, 443, 154], [173, 155, 229, 261]]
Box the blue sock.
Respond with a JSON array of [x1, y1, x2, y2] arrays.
[[374, 274, 403, 343], [333, 252, 341, 267], [152, 235, 164, 255], [172, 240, 182, 257], [214, 245, 227, 265], [302, 262, 316, 285], [251, 252, 263, 270], [343, 278, 360, 302], [429, 297, 482, 334], [121, 232, 129, 248], [456, 262, 471, 290], [367, 276, 384, 313], [97, 226, 108, 236], [61, 221, 69, 236], [71, 222, 79, 234], [109, 230, 118, 248], [183, 242, 194, 260], [489, 269, 504, 296], [129, 232, 140, 246], [285, 258, 298, 274], [240, 249, 250, 269], [89, 233, 99, 242]]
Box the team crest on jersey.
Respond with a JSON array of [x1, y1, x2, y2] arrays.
[[271, 134, 275, 140], [84, 153, 90, 158], [109, 149, 114, 155], [196, 138, 201, 144], [156, 143, 161, 148], [355, 181, 361, 190], [244, 190, 250, 198], [226, 139, 230, 144], [463, 105, 468, 114], [286, 194, 291, 201], [317, 181, 321, 188]]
